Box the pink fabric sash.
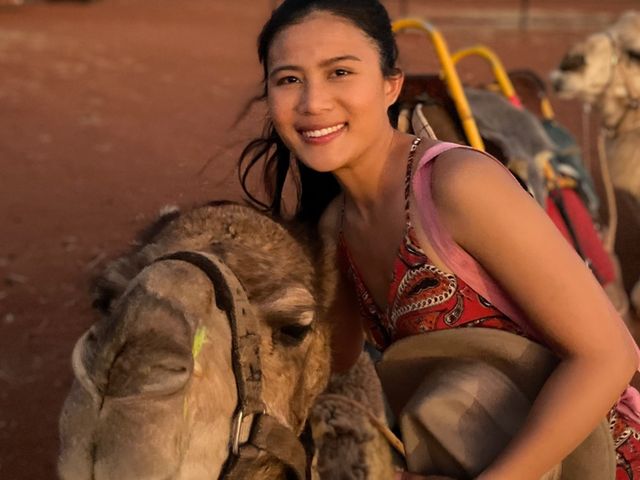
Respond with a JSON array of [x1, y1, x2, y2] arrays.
[[412, 141, 538, 338]]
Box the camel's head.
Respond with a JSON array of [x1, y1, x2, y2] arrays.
[[551, 11, 640, 109], [58, 204, 333, 479]]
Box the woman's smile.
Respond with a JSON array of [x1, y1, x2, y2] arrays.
[[299, 122, 347, 144]]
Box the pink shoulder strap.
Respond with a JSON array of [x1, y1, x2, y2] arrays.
[[412, 141, 640, 387], [411, 141, 538, 338]]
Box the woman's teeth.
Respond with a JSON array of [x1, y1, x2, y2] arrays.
[[302, 123, 345, 138]]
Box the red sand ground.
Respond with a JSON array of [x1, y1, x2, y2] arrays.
[[0, 1, 637, 478]]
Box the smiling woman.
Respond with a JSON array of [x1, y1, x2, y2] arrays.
[[265, 13, 401, 176], [238, 1, 640, 479], [238, 0, 403, 223]]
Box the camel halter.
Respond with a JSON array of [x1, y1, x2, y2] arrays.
[[588, 33, 640, 253], [158, 251, 311, 480], [601, 32, 640, 135]]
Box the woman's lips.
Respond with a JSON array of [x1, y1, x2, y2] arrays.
[[299, 123, 346, 144]]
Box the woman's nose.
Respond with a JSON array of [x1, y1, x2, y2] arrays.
[[297, 82, 333, 115]]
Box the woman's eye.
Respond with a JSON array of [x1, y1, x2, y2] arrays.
[[276, 76, 301, 86], [332, 69, 351, 78]]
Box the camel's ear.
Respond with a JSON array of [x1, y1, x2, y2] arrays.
[[91, 254, 148, 314], [91, 206, 180, 314], [70, 327, 103, 405]]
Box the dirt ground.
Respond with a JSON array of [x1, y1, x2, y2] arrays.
[[0, 0, 637, 478]]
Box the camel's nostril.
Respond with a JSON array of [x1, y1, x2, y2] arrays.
[[552, 76, 564, 93]]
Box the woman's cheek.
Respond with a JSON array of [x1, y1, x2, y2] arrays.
[[343, 83, 387, 122], [268, 96, 295, 132], [269, 114, 298, 152]]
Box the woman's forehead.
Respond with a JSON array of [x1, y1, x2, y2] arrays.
[[267, 11, 379, 69]]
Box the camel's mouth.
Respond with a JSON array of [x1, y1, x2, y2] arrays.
[[549, 70, 589, 99]]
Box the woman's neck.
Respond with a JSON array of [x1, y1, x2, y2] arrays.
[[334, 129, 410, 222]]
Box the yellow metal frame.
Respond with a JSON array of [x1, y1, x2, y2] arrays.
[[452, 46, 573, 188], [392, 18, 485, 150], [451, 46, 522, 108], [539, 97, 555, 121], [451, 46, 555, 120]]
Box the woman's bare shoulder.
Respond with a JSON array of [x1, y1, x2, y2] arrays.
[[428, 147, 521, 220], [429, 146, 510, 186]]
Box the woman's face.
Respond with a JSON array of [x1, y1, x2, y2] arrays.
[[266, 11, 402, 174]]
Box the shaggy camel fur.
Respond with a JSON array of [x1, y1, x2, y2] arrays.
[[58, 203, 333, 479], [551, 11, 640, 297], [309, 350, 397, 479]]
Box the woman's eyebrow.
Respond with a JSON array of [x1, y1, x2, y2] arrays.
[[269, 64, 303, 79], [319, 55, 362, 67], [269, 55, 362, 78]]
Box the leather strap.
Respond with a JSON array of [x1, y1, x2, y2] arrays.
[[223, 415, 308, 480], [155, 251, 309, 479], [158, 251, 264, 414]]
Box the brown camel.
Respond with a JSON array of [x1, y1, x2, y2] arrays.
[[58, 203, 334, 479]]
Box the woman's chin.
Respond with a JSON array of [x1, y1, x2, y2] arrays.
[[293, 145, 349, 173], [297, 156, 344, 173]]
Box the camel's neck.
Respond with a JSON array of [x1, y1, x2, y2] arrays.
[[614, 105, 640, 137], [597, 60, 640, 135], [598, 93, 640, 136]]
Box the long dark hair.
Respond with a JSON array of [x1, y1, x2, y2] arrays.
[[238, 0, 400, 224]]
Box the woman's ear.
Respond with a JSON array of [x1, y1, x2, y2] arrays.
[[384, 70, 405, 107]]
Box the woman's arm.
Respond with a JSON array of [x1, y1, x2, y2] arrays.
[[428, 149, 638, 480], [318, 197, 365, 373]]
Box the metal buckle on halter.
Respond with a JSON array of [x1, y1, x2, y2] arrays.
[[230, 410, 257, 455]]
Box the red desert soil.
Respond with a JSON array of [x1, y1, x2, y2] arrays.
[[0, 0, 637, 478]]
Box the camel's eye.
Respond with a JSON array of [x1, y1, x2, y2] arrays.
[[277, 322, 313, 346], [626, 49, 640, 63], [559, 54, 586, 72], [262, 287, 316, 345]]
